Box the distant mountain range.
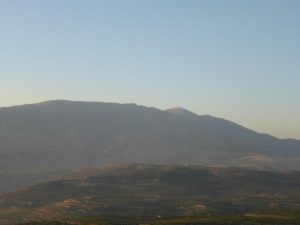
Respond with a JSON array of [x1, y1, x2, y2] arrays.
[[0, 100, 299, 193]]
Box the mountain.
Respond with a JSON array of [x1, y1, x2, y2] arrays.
[[0, 100, 299, 193], [165, 107, 200, 118], [1, 164, 300, 225]]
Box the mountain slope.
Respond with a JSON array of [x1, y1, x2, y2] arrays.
[[0, 100, 299, 192], [0, 100, 299, 171]]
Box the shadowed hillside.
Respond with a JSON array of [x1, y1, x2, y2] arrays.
[[0, 100, 300, 193]]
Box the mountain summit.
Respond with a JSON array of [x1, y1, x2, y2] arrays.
[[166, 107, 194, 114], [165, 107, 201, 118]]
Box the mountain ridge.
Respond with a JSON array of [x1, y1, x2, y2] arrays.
[[3, 100, 296, 141]]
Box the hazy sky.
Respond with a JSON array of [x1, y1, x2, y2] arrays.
[[0, 0, 299, 139]]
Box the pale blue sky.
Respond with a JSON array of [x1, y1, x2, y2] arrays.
[[0, 0, 299, 139]]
